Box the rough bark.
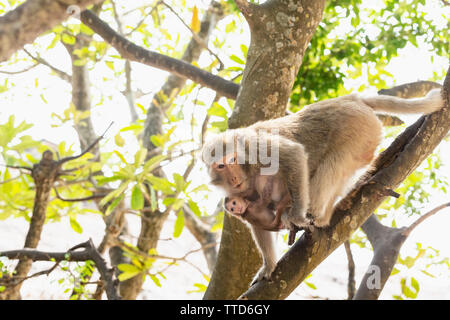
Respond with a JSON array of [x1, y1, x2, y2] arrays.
[[239, 67, 449, 299], [64, 39, 99, 155], [0, 152, 60, 299], [0, 0, 103, 62], [204, 0, 326, 300]]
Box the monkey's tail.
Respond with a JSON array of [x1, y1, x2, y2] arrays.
[[361, 88, 444, 115]]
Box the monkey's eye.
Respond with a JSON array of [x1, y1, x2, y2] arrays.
[[217, 164, 225, 169], [230, 208, 234, 212], [232, 201, 236, 205]]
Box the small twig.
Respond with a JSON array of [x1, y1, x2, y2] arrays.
[[0, 62, 38, 74], [0, 164, 32, 172], [53, 187, 107, 202], [0, 239, 121, 300], [344, 240, 356, 300], [58, 122, 113, 165], [402, 202, 450, 237], [0, 261, 61, 286], [124, 1, 162, 36], [23, 48, 71, 82], [161, 1, 224, 69], [0, 175, 22, 185]]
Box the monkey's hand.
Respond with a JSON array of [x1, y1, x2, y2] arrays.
[[286, 203, 309, 228], [251, 262, 276, 285]]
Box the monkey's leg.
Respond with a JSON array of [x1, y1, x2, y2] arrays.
[[308, 156, 354, 227], [280, 142, 310, 227], [249, 225, 277, 284], [267, 194, 291, 230]]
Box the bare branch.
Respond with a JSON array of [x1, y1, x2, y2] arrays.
[[0, 164, 32, 172], [0, 62, 38, 75], [23, 48, 71, 82], [53, 187, 106, 202], [402, 202, 450, 237], [0, 239, 120, 300], [344, 240, 356, 300], [161, 1, 224, 69], [58, 122, 113, 165], [0, 0, 104, 62], [80, 10, 239, 99]]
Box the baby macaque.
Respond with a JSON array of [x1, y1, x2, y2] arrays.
[[224, 196, 301, 245], [224, 173, 301, 245]]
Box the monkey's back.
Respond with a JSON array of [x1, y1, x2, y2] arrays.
[[250, 94, 383, 175]]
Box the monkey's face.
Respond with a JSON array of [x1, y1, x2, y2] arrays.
[[209, 152, 249, 195], [224, 197, 247, 215]]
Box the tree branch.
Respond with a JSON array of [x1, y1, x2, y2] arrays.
[[23, 48, 71, 82], [344, 240, 356, 300], [354, 202, 449, 300], [0, 0, 104, 62], [79, 9, 239, 99], [239, 66, 450, 300], [0, 239, 121, 300]]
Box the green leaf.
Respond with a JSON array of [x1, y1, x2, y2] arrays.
[[190, 184, 210, 193], [115, 133, 125, 147], [304, 281, 317, 290], [173, 210, 185, 238], [69, 218, 83, 234], [117, 264, 141, 281], [188, 199, 201, 217], [146, 175, 174, 195], [114, 151, 128, 165], [150, 186, 157, 211], [207, 102, 228, 119], [62, 33, 76, 45], [173, 173, 186, 192], [142, 154, 167, 176], [134, 148, 147, 167], [131, 185, 144, 210], [230, 54, 245, 65], [105, 60, 115, 71], [149, 274, 162, 287], [105, 194, 124, 216]]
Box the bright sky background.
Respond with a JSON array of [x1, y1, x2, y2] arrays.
[[0, 0, 449, 299]]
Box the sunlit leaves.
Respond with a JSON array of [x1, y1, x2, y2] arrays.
[[190, 6, 201, 33], [173, 209, 185, 238], [290, 0, 449, 107], [131, 184, 145, 210]]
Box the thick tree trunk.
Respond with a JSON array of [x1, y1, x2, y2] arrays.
[[0, 153, 59, 300], [204, 0, 326, 300], [0, 0, 103, 62]]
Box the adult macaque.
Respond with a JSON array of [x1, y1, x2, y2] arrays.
[[202, 89, 444, 283]]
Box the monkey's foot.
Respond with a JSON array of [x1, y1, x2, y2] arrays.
[[311, 215, 331, 228], [251, 263, 276, 285]]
